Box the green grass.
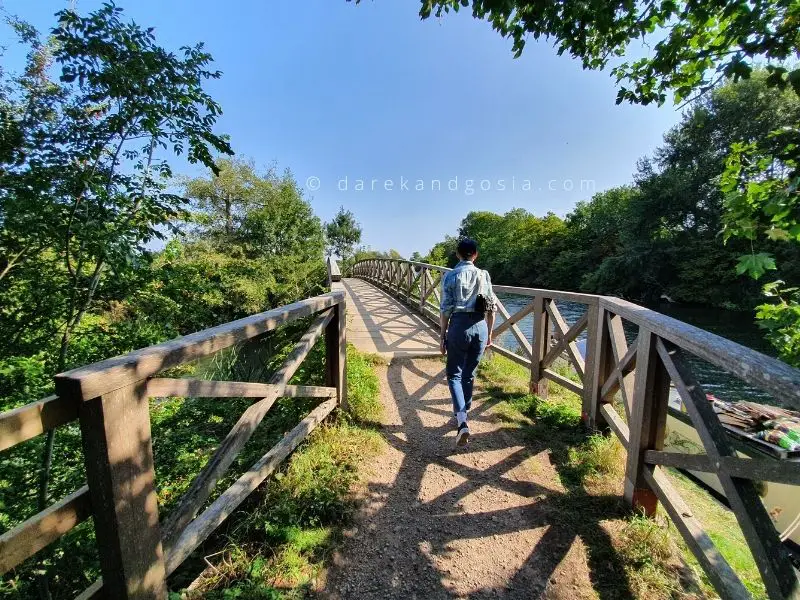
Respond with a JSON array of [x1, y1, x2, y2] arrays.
[[342, 344, 386, 425], [176, 344, 386, 599], [666, 469, 768, 599], [476, 351, 769, 600]]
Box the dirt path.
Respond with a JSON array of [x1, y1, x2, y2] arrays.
[[321, 358, 611, 600]]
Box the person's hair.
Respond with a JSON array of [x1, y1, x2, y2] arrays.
[[457, 238, 478, 258]]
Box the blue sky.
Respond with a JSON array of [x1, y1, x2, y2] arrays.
[[3, 0, 683, 257]]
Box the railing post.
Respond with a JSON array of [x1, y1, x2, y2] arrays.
[[419, 266, 426, 313], [583, 304, 611, 430], [624, 329, 669, 516], [325, 296, 347, 410], [69, 380, 168, 599], [529, 296, 549, 398]]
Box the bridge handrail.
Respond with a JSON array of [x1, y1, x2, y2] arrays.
[[352, 256, 800, 600], [326, 254, 342, 287], [0, 278, 347, 598]]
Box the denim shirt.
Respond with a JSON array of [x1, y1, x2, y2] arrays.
[[440, 260, 497, 317]]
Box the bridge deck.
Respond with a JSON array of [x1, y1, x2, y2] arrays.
[[343, 278, 440, 358]]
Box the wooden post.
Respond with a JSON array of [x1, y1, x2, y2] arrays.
[[76, 381, 168, 599], [419, 267, 427, 313], [581, 303, 604, 429], [624, 330, 669, 516], [530, 296, 549, 398], [326, 298, 347, 410]]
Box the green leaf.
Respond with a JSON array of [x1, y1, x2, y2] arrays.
[[736, 253, 777, 280], [766, 228, 790, 241]]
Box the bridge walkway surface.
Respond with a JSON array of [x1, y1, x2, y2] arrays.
[[322, 278, 628, 599], [342, 277, 441, 359]]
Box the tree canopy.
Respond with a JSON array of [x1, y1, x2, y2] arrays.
[[0, 8, 330, 595], [325, 206, 363, 261], [421, 72, 800, 364]]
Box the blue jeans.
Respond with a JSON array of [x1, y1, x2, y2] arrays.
[[446, 312, 488, 416]]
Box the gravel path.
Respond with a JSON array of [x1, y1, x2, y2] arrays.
[[321, 358, 609, 599]]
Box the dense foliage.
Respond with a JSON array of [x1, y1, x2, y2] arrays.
[[0, 10, 329, 408], [0, 8, 331, 597], [420, 73, 800, 363]]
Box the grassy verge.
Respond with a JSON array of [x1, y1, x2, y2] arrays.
[[173, 344, 386, 599], [0, 328, 386, 599], [477, 352, 767, 600]]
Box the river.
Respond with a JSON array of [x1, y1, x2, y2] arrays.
[[496, 294, 779, 405]]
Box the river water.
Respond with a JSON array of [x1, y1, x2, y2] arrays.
[[496, 294, 778, 406]]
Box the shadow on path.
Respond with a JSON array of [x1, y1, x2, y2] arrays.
[[322, 358, 636, 599]]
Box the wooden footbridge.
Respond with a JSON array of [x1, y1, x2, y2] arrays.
[[2, 257, 800, 599]]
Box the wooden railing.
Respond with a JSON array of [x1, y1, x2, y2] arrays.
[[352, 257, 800, 600], [0, 271, 347, 599]]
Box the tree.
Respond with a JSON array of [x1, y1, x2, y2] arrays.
[[181, 160, 326, 309], [183, 157, 261, 237], [1, 5, 231, 371], [325, 206, 362, 260], [413, 1, 800, 105], [0, 7, 231, 585]]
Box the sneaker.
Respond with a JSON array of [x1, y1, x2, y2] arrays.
[[455, 422, 470, 447]]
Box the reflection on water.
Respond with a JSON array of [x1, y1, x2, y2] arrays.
[[497, 294, 779, 406]]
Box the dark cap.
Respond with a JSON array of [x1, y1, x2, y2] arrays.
[[457, 238, 478, 258]]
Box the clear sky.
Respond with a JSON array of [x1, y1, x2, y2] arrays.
[[3, 0, 684, 257]]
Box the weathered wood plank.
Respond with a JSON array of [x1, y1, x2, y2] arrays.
[[429, 270, 443, 305], [541, 308, 587, 378], [79, 381, 167, 599], [545, 302, 586, 376], [542, 369, 584, 396], [146, 379, 336, 399], [0, 394, 78, 451], [600, 403, 630, 445], [491, 344, 533, 369], [491, 285, 599, 305], [404, 260, 450, 273], [495, 298, 533, 358], [335, 301, 347, 408], [581, 304, 601, 427], [603, 297, 800, 409], [529, 296, 549, 397], [56, 292, 345, 400], [624, 330, 670, 516], [492, 300, 536, 338], [421, 269, 439, 305], [585, 306, 612, 430], [644, 451, 800, 485], [165, 398, 337, 575], [326, 256, 341, 285], [598, 337, 637, 416], [161, 309, 333, 550], [75, 579, 104, 600], [0, 485, 91, 574], [607, 314, 635, 421], [419, 268, 428, 311], [642, 466, 751, 600], [657, 339, 800, 599]]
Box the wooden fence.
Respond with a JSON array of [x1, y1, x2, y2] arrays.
[[0, 260, 347, 599], [353, 257, 800, 600]]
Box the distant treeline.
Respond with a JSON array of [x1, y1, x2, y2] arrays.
[[416, 72, 800, 311]]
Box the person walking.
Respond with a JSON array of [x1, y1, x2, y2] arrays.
[[439, 238, 497, 446]]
